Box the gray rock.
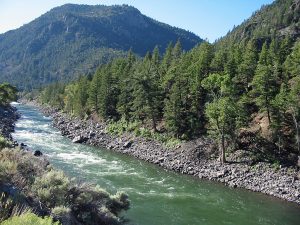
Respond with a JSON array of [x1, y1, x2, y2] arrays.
[[72, 136, 84, 143], [123, 141, 132, 148]]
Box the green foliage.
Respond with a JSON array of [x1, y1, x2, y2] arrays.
[[251, 42, 278, 124], [217, 0, 298, 46], [51, 206, 71, 217], [39, 83, 65, 109], [0, 83, 17, 106], [205, 97, 240, 163], [0, 213, 59, 225], [0, 136, 11, 149], [32, 170, 70, 208], [0, 147, 130, 225], [35, 0, 300, 164], [107, 117, 181, 148], [0, 4, 201, 90]]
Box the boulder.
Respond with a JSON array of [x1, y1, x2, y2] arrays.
[[57, 120, 65, 125], [34, 150, 43, 157], [74, 124, 81, 130], [72, 136, 85, 143], [123, 141, 132, 148], [88, 131, 96, 138]]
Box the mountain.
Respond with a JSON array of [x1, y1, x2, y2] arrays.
[[0, 4, 202, 89], [217, 0, 300, 46], [36, 0, 300, 166]]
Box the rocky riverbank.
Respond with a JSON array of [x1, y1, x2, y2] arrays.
[[0, 105, 20, 141], [22, 100, 300, 205], [0, 103, 130, 225], [0, 104, 19, 140]]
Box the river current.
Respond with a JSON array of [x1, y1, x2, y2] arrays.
[[12, 103, 300, 225]]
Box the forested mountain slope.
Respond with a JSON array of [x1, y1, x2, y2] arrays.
[[217, 0, 300, 46], [36, 0, 300, 165], [0, 4, 202, 89]]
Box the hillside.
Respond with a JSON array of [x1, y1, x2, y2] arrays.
[[0, 4, 202, 90], [217, 0, 300, 46], [36, 0, 300, 167]]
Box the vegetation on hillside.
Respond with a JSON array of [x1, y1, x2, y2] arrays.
[[217, 0, 299, 45], [36, 32, 300, 164], [22, 0, 300, 164], [0, 4, 202, 90]]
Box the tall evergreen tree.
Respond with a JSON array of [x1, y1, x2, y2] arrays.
[[251, 42, 277, 124], [235, 40, 258, 93], [88, 69, 102, 113]]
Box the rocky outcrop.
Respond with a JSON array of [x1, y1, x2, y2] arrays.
[[36, 105, 300, 205]]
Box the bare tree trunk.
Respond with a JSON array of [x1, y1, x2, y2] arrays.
[[152, 115, 157, 132], [292, 112, 300, 153], [265, 95, 272, 124], [220, 131, 226, 164]]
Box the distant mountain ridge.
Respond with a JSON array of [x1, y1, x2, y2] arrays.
[[0, 4, 202, 89]]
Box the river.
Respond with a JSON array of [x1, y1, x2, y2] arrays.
[[12, 103, 300, 225]]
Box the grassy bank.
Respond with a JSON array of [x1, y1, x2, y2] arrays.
[[106, 117, 182, 148]]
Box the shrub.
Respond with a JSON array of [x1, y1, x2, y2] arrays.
[[0, 147, 130, 225], [51, 206, 70, 216], [0, 212, 59, 225], [32, 170, 70, 208], [106, 119, 182, 148], [0, 149, 18, 183], [0, 136, 11, 150], [0, 193, 14, 222], [108, 192, 130, 215]]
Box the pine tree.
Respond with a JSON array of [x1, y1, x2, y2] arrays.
[[99, 64, 119, 120], [131, 52, 162, 130], [88, 69, 102, 113], [251, 42, 277, 124], [161, 42, 174, 76], [284, 40, 300, 80], [74, 76, 89, 117], [235, 40, 258, 93], [164, 77, 189, 137], [273, 77, 300, 153], [64, 83, 77, 114], [117, 51, 136, 121]]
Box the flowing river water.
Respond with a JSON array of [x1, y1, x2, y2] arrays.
[[12, 103, 300, 225]]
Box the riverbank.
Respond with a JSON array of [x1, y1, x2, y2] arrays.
[[23, 100, 300, 205], [0, 104, 130, 225], [0, 104, 19, 140]]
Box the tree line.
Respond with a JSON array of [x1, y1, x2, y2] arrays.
[[38, 37, 300, 164]]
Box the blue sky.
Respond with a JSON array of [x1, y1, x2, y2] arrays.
[[0, 0, 274, 42]]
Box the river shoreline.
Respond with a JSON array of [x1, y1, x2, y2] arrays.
[[0, 104, 20, 140], [18, 101, 300, 205]]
